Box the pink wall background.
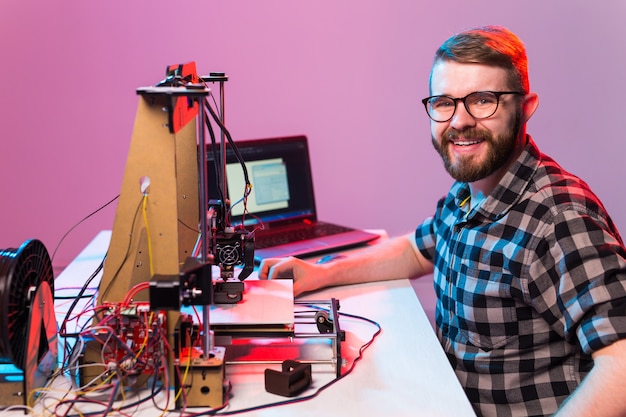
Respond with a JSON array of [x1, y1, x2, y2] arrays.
[[2, 1, 626, 272]]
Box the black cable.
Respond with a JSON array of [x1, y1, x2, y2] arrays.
[[202, 96, 254, 230], [51, 194, 119, 263], [54, 293, 97, 300], [203, 106, 225, 206], [203, 98, 250, 187], [57, 258, 105, 339], [203, 97, 254, 229]]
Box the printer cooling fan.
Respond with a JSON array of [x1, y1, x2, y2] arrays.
[[0, 239, 57, 406]]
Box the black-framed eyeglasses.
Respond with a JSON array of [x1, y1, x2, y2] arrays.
[[421, 91, 525, 123]]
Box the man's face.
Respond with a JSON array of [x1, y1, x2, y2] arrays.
[[429, 61, 523, 183]]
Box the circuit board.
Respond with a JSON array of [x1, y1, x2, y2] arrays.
[[80, 302, 169, 387]]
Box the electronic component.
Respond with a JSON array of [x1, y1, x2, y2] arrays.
[[79, 302, 168, 388], [149, 257, 213, 310], [207, 199, 255, 304]]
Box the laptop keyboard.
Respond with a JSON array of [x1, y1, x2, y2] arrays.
[[254, 222, 353, 249]]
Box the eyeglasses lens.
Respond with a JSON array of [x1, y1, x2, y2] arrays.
[[426, 92, 499, 122]]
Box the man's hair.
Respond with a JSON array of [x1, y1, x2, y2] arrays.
[[432, 26, 530, 93]]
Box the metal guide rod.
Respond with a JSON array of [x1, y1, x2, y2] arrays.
[[196, 97, 214, 355], [197, 98, 208, 265], [199, 74, 228, 356], [220, 80, 228, 208]]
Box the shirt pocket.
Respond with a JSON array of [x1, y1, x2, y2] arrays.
[[454, 268, 519, 351]]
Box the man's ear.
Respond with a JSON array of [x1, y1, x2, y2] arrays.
[[521, 92, 539, 124]]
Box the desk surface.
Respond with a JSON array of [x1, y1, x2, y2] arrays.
[[7, 231, 475, 417]]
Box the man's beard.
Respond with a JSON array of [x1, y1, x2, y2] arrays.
[[431, 114, 522, 183]]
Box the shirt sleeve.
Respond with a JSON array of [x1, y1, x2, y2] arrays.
[[414, 193, 448, 262], [526, 207, 626, 355], [414, 215, 437, 261]]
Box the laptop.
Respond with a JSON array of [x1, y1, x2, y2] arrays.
[[206, 135, 380, 263]]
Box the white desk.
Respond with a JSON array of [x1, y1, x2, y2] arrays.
[[9, 231, 475, 416]]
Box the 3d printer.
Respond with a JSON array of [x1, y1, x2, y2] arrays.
[[79, 63, 345, 410]]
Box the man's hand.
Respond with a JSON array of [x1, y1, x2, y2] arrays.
[[258, 257, 332, 296]]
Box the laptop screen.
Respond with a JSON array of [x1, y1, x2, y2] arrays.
[[206, 135, 317, 228]]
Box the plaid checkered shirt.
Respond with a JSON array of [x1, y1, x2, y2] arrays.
[[414, 136, 626, 417]]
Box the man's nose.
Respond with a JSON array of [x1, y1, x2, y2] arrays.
[[450, 101, 476, 130]]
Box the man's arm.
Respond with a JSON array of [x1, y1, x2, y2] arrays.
[[554, 338, 626, 416], [258, 232, 434, 296]]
